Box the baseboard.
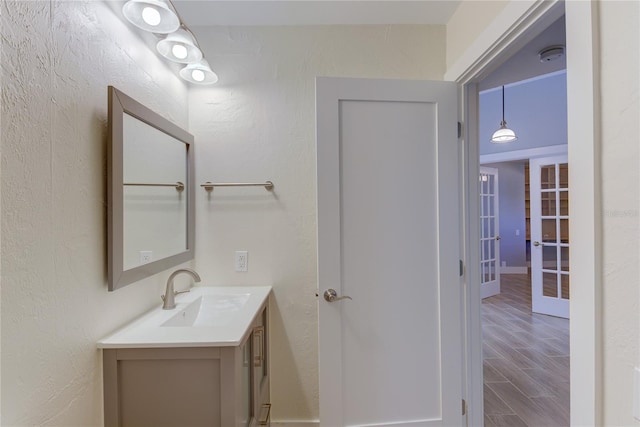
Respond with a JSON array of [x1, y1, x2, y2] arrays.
[[271, 421, 319, 427], [501, 266, 528, 274]]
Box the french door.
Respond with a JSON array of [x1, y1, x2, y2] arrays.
[[480, 167, 500, 299], [530, 156, 570, 319]]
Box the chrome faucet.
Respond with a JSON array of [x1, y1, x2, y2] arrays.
[[161, 268, 201, 310]]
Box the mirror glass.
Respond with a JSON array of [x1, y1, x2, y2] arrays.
[[108, 87, 194, 291]]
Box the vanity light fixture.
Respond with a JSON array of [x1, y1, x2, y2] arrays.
[[180, 59, 219, 85], [122, 0, 180, 34], [121, 0, 218, 85], [157, 28, 203, 63], [490, 85, 518, 143]]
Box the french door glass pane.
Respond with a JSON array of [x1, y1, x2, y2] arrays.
[[541, 165, 556, 189], [543, 245, 558, 271], [560, 219, 569, 243], [541, 191, 557, 216], [559, 164, 569, 188], [561, 274, 570, 299], [561, 246, 569, 272], [559, 190, 569, 215], [543, 272, 558, 297], [542, 219, 557, 243]]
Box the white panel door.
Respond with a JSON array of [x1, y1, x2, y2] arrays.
[[316, 77, 462, 427], [479, 167, 501, 299], [530, 156, 570, 319]]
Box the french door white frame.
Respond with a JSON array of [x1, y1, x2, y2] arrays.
[[479, 166, 500, 299], [447, 1, 601, 426]]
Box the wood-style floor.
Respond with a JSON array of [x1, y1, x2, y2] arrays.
[[483, 274, 570, 427]]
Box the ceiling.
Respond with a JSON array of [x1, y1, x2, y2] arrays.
[[479, 16, 566, 91], [171, 1, 461, 26]]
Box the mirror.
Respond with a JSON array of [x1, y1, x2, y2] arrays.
[[108, 86, 195, 291]]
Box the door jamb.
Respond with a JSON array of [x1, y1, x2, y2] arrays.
[[450, 1, 601, 426]]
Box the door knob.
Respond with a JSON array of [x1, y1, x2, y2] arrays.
[[533, 241, 543, 247], [495, 235, 501, 241], [323, 289, 352, 302]]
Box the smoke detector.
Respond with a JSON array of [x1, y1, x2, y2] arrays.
[[539, 45, 565, 63]]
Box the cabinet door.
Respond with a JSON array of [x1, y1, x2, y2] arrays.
[[251, 306, 271, 426], [241, 340, 252, 427]]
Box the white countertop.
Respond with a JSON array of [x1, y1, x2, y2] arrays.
[[97, 286, 272, 349]]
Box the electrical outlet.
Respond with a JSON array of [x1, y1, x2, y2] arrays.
[[139, 251, 153, 264], [515, 229, 520, 236], [235, 251, 248, 272]]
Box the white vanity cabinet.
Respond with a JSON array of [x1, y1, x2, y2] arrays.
[[99, 287, 271, 427]]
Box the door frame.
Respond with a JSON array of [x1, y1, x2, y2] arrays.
[[446, 1, 601, 426]]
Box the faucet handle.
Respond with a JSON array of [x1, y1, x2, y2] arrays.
[[160, 289, 190, 302]]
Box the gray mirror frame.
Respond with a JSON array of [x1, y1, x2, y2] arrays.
[[107, 86, 195, 291]]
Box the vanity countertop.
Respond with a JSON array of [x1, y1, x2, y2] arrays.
[[97, 286, 272, 349]]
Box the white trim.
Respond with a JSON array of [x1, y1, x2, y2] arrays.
[[479, 69, 567, 95], [460, 82, 483, 427], [480, 144, 567, 164], [501, 266, 528, 274], [565, 2, 602, 425], [445, 1, 564, 83]]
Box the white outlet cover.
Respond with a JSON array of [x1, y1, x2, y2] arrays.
[[235, 251, 248, 272]]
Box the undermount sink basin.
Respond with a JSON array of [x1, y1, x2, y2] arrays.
[[161, 293, 251, 327], [96, 286, 272, 348]]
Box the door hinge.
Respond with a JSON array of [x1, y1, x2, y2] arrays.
[[459, 259, 464, 277], [457, 121, 463, 139], [462, 398, 467, 415]]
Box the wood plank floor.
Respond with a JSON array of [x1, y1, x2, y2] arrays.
[[483, 274, 570, 427]]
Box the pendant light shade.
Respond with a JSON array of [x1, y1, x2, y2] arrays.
[[157, 28, 203, 63], [122, 0, 180, 34], [179, 60, 219, 85], [491, 86, 518, 143]]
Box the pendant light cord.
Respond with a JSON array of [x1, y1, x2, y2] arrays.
[[502, 85, 506, 123]]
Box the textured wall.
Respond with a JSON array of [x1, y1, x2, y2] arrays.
[[1, 1, 190, 425], [187, 25, 446, 422], [599, 1, 640, 425], [445, 0, 509, 69]]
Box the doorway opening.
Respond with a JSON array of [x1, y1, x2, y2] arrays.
[[474, 15, 571, 427], [445, 2, 602, 425]]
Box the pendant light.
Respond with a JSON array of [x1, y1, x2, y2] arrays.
[[157, 28, 203, 63], [491, 85, 518, 143], [122, 0, 180, 34], [179, 59, 219, 85]]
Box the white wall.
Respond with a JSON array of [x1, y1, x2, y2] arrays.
[[599, 1, 640, 425], [188, 25, 446, 422], [445, 0, 508, 70], [1, 1, 192, 425]]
